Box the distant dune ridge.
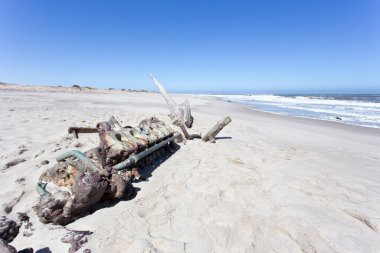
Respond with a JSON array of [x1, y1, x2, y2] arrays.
[[0, 86, 379, 252], [0, 81, 150, 93]]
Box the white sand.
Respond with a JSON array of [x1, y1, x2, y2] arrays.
[[1, 86, 380, 252]]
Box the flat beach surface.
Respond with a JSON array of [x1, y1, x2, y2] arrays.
[[1, 87, 380, 252]]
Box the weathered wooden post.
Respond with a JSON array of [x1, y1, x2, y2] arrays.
[[202, 116, 231, 142]]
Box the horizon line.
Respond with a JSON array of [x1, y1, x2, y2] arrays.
[[1, 81, 380, 95]]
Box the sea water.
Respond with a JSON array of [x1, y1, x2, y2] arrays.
[[207, 94, 380, 129]]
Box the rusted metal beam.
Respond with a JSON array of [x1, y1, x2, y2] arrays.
[[180, 125, 201, 140], [68, 127, 98, 138], [56, 150, 100, 172]]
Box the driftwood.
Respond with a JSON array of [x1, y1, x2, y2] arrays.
[[202, 116, 231, 143]]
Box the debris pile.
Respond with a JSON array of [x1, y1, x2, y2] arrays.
[[33, 75, 231, 228], [34, 116, 180, 225], [0, 216, 20, 243], [0, 216, 33, 253], [61, 229, 93, 253]]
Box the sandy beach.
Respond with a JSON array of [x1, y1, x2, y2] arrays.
[[1, 86, 380, 253]]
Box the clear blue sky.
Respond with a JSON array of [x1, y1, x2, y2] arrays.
[[0, 0, 379, 93]]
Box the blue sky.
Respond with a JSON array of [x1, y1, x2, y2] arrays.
[[0, 0, 379, 93]]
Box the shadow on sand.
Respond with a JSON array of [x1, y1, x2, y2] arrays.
[[215, 136, 232, 140], [73, 143, 181, 222]]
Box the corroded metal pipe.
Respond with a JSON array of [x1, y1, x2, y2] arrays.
[[56, 150, 100, 172], [36, 182, 51, 197], [113, 133, 180, 171], [180, 125, 201, 140]]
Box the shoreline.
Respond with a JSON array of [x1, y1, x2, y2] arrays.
[[3, 82, 380, 131], [237, 102, 380, 132], [205, 94, 380, 130], [200, 95, 380, 137]]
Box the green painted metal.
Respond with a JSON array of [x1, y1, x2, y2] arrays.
[[113, 133, 180, 171], [36, 182, 51, 197], [56, 150, 99, 172]]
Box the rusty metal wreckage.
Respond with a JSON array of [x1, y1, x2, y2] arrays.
[[34, 76, 231, 225]]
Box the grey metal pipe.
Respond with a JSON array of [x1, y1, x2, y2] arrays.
[[56, 150, 100, 172], [113, 133, 180, 171]]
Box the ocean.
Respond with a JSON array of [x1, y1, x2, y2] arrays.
[[207, 94, 380, 129]]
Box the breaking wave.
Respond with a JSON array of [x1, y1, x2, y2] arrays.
[[206, 94, 380, 128]]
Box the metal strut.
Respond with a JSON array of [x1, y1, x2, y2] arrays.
[[113, 133, 181, 171]]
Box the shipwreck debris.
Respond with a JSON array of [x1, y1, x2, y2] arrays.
[[202, 116, 232, 143], [0, 216, 20, 243], [61, 229, 93, 253], [18, 149, 28, 155], [150, 74, 201, 140], [3, 191, 25, 214], [33, 80, 232, 227], [17, 213, 29, 223], [0, 239, 17, 253], [40, 160, 49, 166], [149, 74, 231, 142], [0, 216, 32, 253], [112, 133, 180, 171], [35, 116, 180, 225], [68, 127, 97, 139], [3, 158, 26, 170]]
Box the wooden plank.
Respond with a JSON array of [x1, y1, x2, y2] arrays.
[[202, 116, 231, 142]]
